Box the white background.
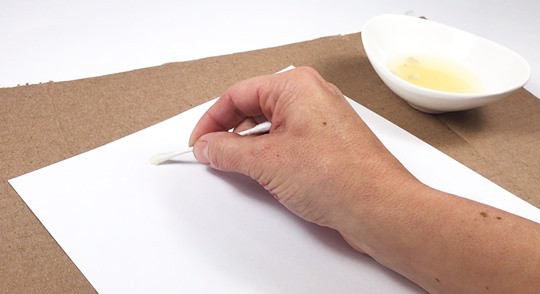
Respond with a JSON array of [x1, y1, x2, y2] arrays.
[[1, 0, 539, 97]]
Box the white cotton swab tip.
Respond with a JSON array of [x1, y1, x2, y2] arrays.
[[148, 147, 194, 165], [149, 121, 272, 165]]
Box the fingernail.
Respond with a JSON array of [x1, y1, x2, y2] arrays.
[[194, 140, 210, 165]]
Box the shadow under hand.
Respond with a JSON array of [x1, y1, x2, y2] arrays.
[[157, 158, 200, 165], [205, 168, 423, 292]]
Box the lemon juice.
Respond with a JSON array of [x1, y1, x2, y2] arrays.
[[387, 55, 482, 93]]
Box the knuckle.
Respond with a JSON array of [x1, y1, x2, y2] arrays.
[[294, 66, 321, 81], [296, 65, 317, 74], [326, 82, 343, 96]]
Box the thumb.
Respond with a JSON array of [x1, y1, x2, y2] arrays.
[[192, 132, 256, 174]]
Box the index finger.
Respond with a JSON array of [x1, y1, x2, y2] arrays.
[[188, 73, 275, 146], [188, 67, 330, 146]]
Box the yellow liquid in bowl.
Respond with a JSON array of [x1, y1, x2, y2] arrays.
[[387, 55, 482, 93]]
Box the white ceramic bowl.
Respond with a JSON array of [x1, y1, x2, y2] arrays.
[[362, 14, 531, 113]]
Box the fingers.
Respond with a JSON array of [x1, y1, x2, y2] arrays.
[[192, 131, 263, 175], [188, 74, 273, 146], [188, 66, 327, 146], [232, 116, 263, 134]]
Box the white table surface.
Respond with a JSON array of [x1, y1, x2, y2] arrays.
[[1, 0, 539, 98]]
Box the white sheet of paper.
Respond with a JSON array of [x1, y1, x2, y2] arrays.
[[9, 93, 540, 293]]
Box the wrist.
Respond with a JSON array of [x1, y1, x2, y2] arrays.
[[334, 170, 428, 260]]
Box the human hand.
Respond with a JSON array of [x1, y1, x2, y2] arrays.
[[189, 67, 540, 293], [189, 67, 418, 242]]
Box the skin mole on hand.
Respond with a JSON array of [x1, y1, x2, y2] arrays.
[[322, 121, 327, 126], [480, 212, 488, 218]]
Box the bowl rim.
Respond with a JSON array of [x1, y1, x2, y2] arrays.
[[361, 14, 531, 100]]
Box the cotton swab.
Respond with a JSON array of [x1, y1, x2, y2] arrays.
[[148, 147, 195, 165], [149, 121, 272, 165]]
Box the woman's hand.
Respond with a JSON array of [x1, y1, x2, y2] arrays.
[[189, 67, 540, 293], [189, 67, 415, 233]]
